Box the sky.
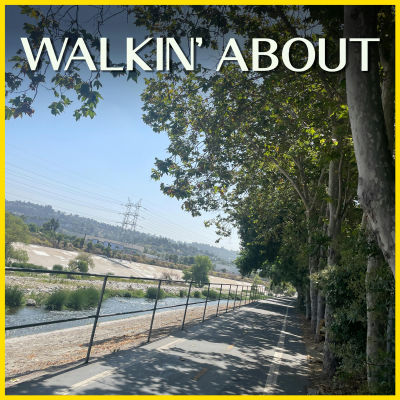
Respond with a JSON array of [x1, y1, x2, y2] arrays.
[[5, 6, 241, 252]]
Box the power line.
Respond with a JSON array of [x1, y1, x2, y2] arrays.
[[6, 145, 210, 230], [6, 164, 218, 243], [5, 171, 234, 248], [5, 190, 236, 249]]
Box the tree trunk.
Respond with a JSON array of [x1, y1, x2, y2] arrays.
[[344, 5, 395, 277], [323, 154, 342, 374], [305, 285, 311, 321], [379, 6, 395, 154], [296, 286, 304, 310], [315, 291, 325, 342], [309, 254, 319, 334]]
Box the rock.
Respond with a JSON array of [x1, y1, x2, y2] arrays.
[[26, 299, 36, 306]]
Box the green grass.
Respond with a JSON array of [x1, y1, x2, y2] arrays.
[[5, 285, 25, 307]]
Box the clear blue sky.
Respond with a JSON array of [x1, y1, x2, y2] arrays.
[[5, 6, 240, 252]]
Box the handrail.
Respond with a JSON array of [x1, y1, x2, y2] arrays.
[[5, 267, 266, 363]]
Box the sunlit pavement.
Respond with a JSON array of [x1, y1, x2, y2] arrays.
[[6, 297, 309, 395]]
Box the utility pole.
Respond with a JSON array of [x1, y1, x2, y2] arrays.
[[119, 198, 142, 251]]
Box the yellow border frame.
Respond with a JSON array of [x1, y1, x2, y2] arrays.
[[2, 2, 398, 398]]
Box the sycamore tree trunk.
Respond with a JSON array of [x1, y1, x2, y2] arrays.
[[316, 291, 325, 342], [344, 5, 395, 277], [323, 153, 343, 377], [309, 253, 319, 334]]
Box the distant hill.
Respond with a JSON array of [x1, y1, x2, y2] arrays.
[[6, 199, 238, 264]]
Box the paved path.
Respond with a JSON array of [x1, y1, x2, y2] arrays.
[[6, 297, 309, 395]]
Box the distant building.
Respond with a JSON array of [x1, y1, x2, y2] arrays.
[[85, 235, 144, 254]]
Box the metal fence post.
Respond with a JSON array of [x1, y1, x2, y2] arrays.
[[240, 286, 243, 307], [226, 284, 232, 313], [85, 276, 108, 363], [216, 284, 223, 316], [202, 283, 210, 322], [233, 285, 238, 310], [147, 280, 162, 342], [181, 282, 193, 330]]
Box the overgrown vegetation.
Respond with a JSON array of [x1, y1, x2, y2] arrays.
[[5, 285, 25, 307]]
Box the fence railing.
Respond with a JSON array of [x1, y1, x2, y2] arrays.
[[5, 267, 265, 364]]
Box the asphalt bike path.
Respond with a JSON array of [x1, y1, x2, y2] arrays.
[[6, 297, 309, 395]]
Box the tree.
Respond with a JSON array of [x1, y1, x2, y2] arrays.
[[68, 252, 95, 272], [252, 274, 263, 289], [182, 255, 212, 286], [344, 5, 395, 277], [68, 260, 88, 273], [86, 241, 94, 252], [28, 223, 37, 233], [5, 211, 30, 263], [42, 218, 60, 232], [56, 233, 64, 246]]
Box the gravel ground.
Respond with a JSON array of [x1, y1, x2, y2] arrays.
[[5, 302, 242, 385], [5, 274, 191, 295]]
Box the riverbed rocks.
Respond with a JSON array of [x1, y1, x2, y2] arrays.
[[5, 274, 188, 296], [25, 299, 36, 306]]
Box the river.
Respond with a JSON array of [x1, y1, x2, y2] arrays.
[[5, 296, 225, 338]]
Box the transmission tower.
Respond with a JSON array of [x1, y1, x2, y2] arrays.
[[119, 198, 142, 249]]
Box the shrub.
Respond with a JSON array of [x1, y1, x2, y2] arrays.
[[46, 290, 68, 310], [193, 291, 201, 298], [11, 262, 46, 270], [52, 264, 64, 271], [146, 287, 166, 299], [207, 290, 219, 300], [66, 287, 100, 310], [5, 285, 24, 307], [179, 289, 187, 298], [201, 289, 209, 297]]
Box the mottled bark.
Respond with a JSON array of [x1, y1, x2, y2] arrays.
[[323, 146, 342, 374], [379, 6, 395, 153], [344, 5, 395, 277]]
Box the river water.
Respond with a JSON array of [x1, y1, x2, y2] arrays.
[[5, 297, 223, 339]]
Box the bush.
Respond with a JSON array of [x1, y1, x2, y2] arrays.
[[46, 287, 100, 310], [65, 287, 100, 310], [179, 289, 187, 298], [201, 289, 209, 297], [5, 285, 24, 307], [46, 290, 68, 310], [193, 291, 201, 298], [146, 287, 166, 299], [207, 290, 219, 300], [52, 264, 64, 271], [11, 262, 46, 270]]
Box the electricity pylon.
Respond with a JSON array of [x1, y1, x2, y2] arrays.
[[119, 198, 142, 250]]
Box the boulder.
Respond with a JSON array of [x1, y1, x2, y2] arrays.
[[26, 298, 36, 306]]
